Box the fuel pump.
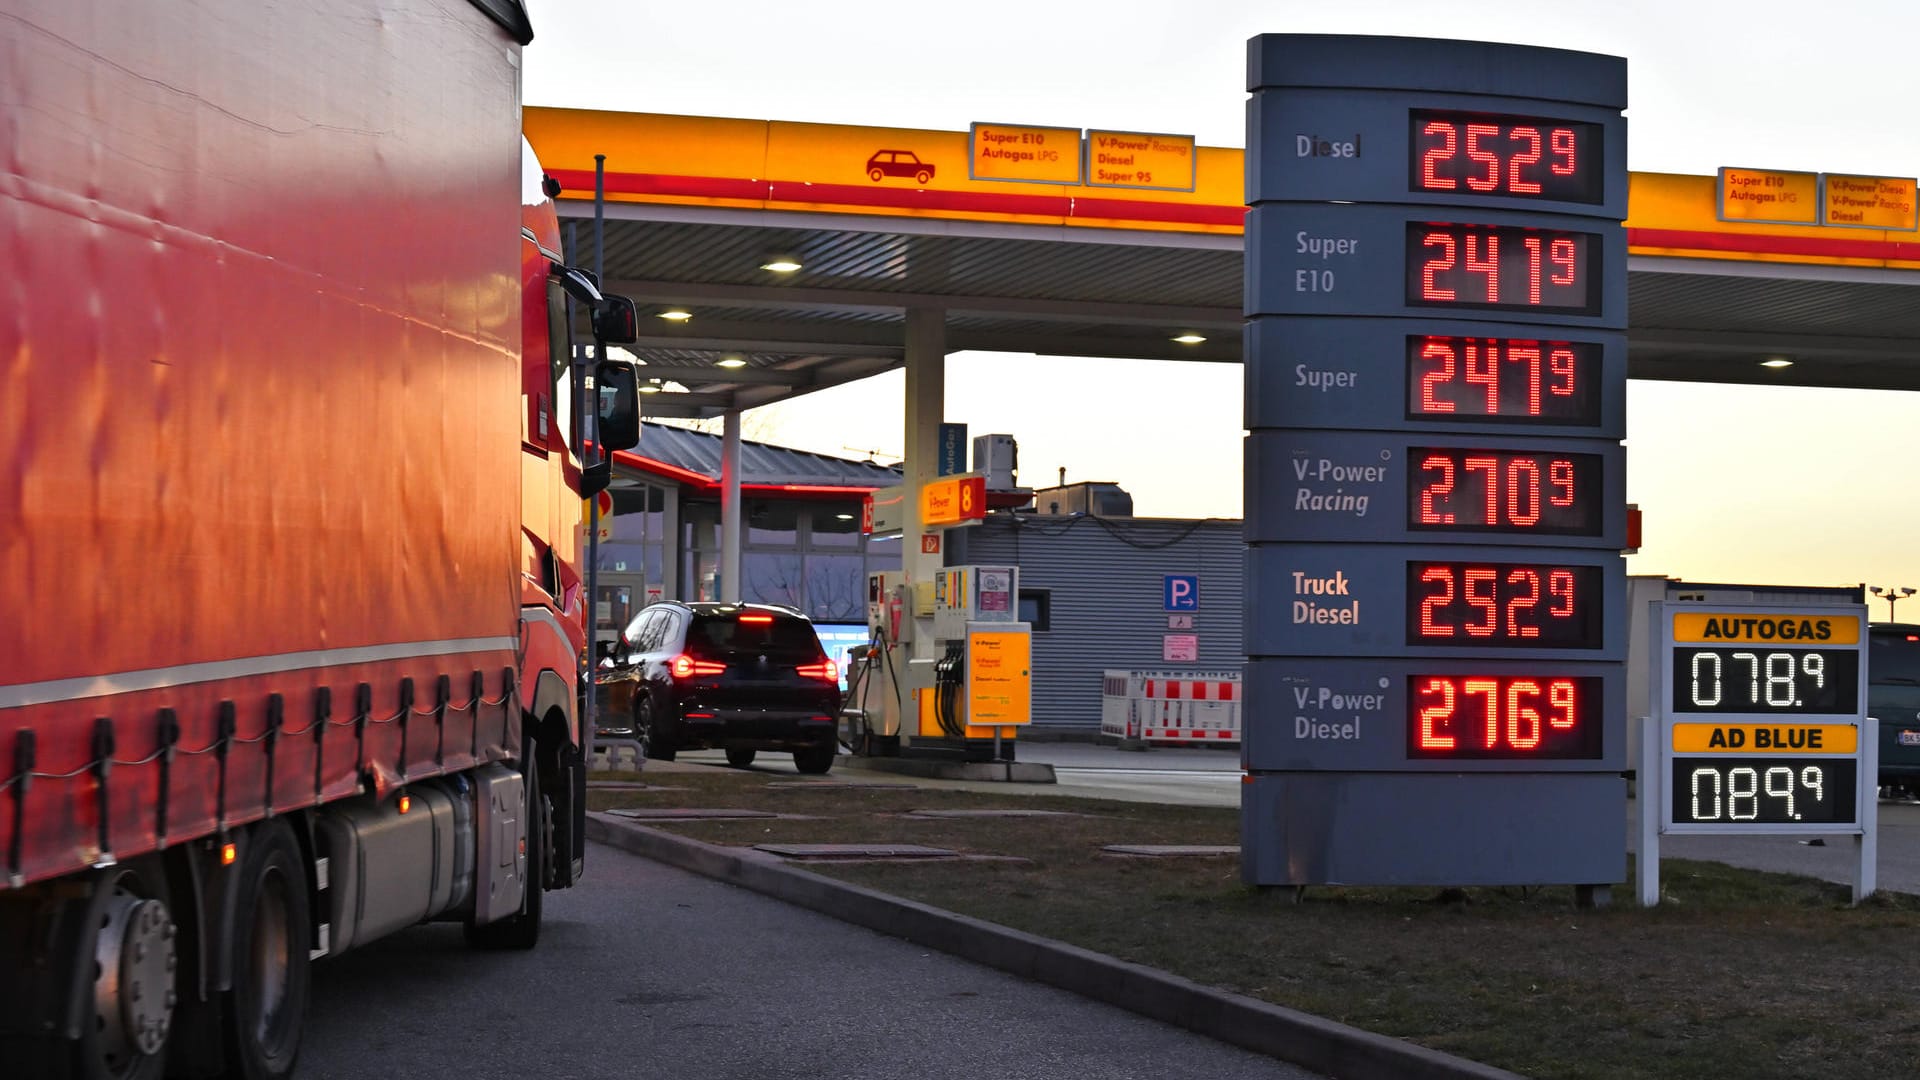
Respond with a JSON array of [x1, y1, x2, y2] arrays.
[[923, 565, 1031, 760], [845, 570, 918, 755], [844, 566, 1031, 760]]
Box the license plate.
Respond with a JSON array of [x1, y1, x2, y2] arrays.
[[1899, 731, 1920, 748]]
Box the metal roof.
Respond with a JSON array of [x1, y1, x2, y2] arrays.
[[566, 203, 1920, 418], [618, 420, 901, 489]]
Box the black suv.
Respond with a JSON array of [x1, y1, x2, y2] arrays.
[[1872, 623, 1920, 796], [597, 602, 841, 773]]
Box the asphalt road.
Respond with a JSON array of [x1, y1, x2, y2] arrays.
[[300, 839, 1319, 1080]]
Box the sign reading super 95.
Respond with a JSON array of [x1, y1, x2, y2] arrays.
[[1243, 34, 1628, 890]]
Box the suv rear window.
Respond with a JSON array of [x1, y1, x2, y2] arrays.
[[1869, 629, 1920, 713], [688, 613, 823, 661]]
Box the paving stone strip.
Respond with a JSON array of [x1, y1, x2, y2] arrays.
[[755, 843, 958, 859], [905, 808, 1082, 819], [587, 782, 686, 791], [764, 781, 919, 790], [607, 807, 779, 820], [1102, 844, 1240, 857]]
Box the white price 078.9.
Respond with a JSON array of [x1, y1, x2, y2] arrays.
[[1690, 765, 1824, 821], [1688, 650, 1823, 708]]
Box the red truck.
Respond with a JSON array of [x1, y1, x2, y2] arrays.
[[0, 3, 640, 1077]]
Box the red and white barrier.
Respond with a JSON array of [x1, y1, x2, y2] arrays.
[[1100, 669, 1242, 745]]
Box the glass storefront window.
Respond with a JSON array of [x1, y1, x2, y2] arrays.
[[804, 554, 865, 622], [743, 552, 803, 608], [865, 534, 903, 578], [811, 505, 862, 548], [747, 500, 799, 545]]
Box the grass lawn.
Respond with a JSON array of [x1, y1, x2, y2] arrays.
[[590, 768, 1920, 1080]]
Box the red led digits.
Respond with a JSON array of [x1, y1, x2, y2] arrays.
[[1406, 338, 1601, 425], [1411, 449, 1599, 534], [1407, 562, 1603, 649], [1417, 677, 1456, 750], [1408, 111, 1602, 204], [1407, 675, 1603, 759], [1407, 224, 1595, 314]]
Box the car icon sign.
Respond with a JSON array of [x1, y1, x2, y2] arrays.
[[865, 150, 934, 185]]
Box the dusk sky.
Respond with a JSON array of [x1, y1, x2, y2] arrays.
[[524, 1, 1920, 611]]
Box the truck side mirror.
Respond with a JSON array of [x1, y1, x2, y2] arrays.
[[595, 360, 641, 451], [592, 295, 639, 345]]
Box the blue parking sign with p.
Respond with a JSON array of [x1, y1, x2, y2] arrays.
[[1164, 574, 1199, 612]]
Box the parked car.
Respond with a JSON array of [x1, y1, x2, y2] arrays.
[[1870, 623, 1920, 796], [596, 601, 842, 773], [865, 149, 933, 184]]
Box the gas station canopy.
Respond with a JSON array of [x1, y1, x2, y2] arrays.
[[526, 107, 1920, 418]]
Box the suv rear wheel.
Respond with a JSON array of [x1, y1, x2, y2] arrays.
[[793, 742, 835, 775], [637, 697, 674, 762]]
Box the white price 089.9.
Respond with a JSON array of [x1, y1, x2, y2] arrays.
[[1689, 765, 1824, 822], [1687, 650, 1822, 708]]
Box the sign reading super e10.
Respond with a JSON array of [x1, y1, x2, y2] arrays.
[[1242, 34, 1628, 890]]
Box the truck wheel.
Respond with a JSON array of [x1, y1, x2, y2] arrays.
[[220, 820, 310, 1080], [467, 737, 548, 950], [63, 858, 177, 1080], [638, 697, 674, 762], [793, 742, 835, 775]]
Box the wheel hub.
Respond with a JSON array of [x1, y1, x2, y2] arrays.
[[93, 892, 177, 1068]]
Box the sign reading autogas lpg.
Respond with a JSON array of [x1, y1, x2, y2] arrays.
[[968, 122, 1083, 184], [1242, 34, 1629, 890]]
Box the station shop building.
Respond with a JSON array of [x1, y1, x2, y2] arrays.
[[603, 422, 1243, 736]]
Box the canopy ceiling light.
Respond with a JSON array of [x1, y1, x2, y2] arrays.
[[1760, 358, 1794, 369], [715, 356, 748, 369], [657, 309, 693, 321], [760, 258, 803, 273], [1172, 333, 1207, 344]]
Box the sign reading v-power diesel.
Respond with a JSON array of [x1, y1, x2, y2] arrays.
[[1242, 34, 1628, 892]]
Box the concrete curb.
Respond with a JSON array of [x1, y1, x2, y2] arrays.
[[586, 812, 1526, 1080]]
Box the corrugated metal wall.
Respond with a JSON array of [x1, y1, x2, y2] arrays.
[[967, 515, 1244, 733]]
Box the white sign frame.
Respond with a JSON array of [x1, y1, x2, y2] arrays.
[[1638, 600, 1877, 905]]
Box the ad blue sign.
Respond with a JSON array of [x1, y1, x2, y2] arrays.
[[1164, 574, 1199, 612]]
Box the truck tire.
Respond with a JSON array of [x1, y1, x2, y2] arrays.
[[219, 820, 309, 1080], [47, 857, 179, 1080], [466, 737, 548, 950]]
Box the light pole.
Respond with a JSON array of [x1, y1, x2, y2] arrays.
[[1869, 585, 1916, 622]]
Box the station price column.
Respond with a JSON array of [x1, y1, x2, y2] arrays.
[[1241, 35, 1630, 888]]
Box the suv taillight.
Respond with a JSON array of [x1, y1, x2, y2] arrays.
[[796, 659, 839, 682], [672, 655, 727, 678]]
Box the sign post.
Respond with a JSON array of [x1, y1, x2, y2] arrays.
[[1641, 601, 1877, 905], [1242, 35, 1630, 893]]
